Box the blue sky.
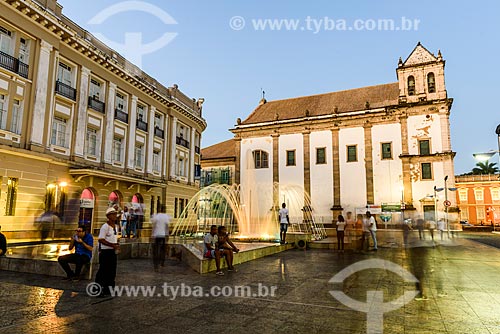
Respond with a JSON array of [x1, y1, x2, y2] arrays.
[[58, 0, 500, 174]]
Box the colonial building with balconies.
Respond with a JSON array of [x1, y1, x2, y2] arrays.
[[0, 0, 206, 239]]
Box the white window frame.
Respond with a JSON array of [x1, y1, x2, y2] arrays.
[[10, 99, 22, 134], [135, 145, 144, 169], [115, 92, 127, 111], [18, 37, 30, 64], [460, 207, 468, 221], [474, 188, 484, 202], [57, 62, 73, 86], [491, 188, 500, 201], [0, 94, 7, 130], [477, 206, 485, 220], [51, 116, 68, 148], [112, 137, 123, 163], [153, 150, 161, 172], [458, 189, 468, 202], [85, 128, 98, 157], [89, 78, 102, 101], [154, 113, 162, 129], [0, 26, 12, 55], [137, 104, 146, 121]]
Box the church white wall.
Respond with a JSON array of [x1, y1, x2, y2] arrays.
[[372, 124, 404, 205], [407, 114, 443, 154], [279, 134, 304, 211], [240, 137, 274, 220], [339, 127, 366, 213], [309, 131, 333, 217]]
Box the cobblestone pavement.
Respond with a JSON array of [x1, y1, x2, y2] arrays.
[[1, 237, 500, 334]]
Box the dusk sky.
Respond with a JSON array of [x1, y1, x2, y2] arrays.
[[58, 0, 500, 175]]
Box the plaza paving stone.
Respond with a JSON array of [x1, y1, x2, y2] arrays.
[[1, 237, 500, 333]]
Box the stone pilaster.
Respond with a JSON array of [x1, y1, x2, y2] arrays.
[[169, 116, 177, 179], [146, 106, 155, 174], [103, 83, 116, 164], [364, 124, 374, 205], [74, 66, 90, 157], [272, 133, 280, 208], [234, 137, 241, 184], [162, 114, 169, 178], [31, 40, 53, 147], [331, 128, 342, 216], [127, 95, 138, 168], [189, 127, 196, 183]]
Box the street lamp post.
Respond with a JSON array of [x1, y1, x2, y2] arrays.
[[471, 124, 500, 231]]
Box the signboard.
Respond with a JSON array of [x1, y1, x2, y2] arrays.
[[443, 200, 451, 207], [355, 206, 382, 215], [80, 198, 94, 208], [381, 204, 401, 212]]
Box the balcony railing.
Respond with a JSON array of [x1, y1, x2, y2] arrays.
[[195, 146, 200, 154], [55, 80, 77, 101], [154, 126, 164, 138], [88, 96, 105, 113], [0, 51, 28, 78], [176, 136, 190, 149], [136, 119, 148, 132], [114, 109, 128, 123]]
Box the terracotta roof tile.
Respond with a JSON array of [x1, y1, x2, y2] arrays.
[[241, 82, 400, 125], [201, 139, 235, 160]]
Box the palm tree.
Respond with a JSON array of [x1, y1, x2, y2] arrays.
[[472, 160, 499, 175]]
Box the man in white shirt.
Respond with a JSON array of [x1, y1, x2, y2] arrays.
[[366, 211, 378, 250], [151, 206, 171, 271], [95, 207, 120, 297], [279, 203, 289, 244]]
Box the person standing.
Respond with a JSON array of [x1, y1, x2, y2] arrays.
[[366, 211, 378, 250], [428, 219, 436, 241], [151, 206, 171, 272], [437, 219, 446, 240], [58, 225, 93, 280], [120, 206, 129, 238], [95, 207, 120, 297], [278, 203, 289, 244], [336, 215, 346, 252], [416, 218, 425, 240], [128, 208, 137, 238], [0, 225, 7, 256]]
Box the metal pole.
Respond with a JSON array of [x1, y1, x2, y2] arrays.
[[444, 175, 449, 238], [434, 187, 438, 222]]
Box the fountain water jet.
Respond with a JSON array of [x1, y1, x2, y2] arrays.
[[171, 182, 327, 241]]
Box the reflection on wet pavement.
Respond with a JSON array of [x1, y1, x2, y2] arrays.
[[1, 237, 500, 333]]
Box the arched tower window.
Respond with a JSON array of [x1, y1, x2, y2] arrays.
[[427, 72, 436, 93], [253, 150, 269, 169], [407, 75, 415, 96]]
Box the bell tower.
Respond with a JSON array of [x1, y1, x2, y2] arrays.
[[396, 42, 447, 104]]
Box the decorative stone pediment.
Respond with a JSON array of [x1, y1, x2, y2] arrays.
[[403, 42, 437, 66]]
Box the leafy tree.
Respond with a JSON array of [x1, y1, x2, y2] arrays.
[[472, 160, 499, 175]]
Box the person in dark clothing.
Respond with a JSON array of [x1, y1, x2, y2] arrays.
[[95, 207, 120, 297], [58, 225, 94, 280], [0, 225, 7, 256]]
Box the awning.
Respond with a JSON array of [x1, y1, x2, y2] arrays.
[[69, 168, 166, 189]]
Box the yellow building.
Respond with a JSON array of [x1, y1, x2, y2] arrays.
[[0, 0, 206, 240]]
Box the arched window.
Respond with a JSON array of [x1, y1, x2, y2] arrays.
[[427, 72, 436, 93], [253, 150, 269, 169], [407, 76, 415, 96]]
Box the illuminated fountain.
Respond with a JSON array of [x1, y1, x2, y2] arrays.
[[171, 182, 327, 241]]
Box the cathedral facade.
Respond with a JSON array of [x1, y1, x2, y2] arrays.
[[226, 43, 456, 224]]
